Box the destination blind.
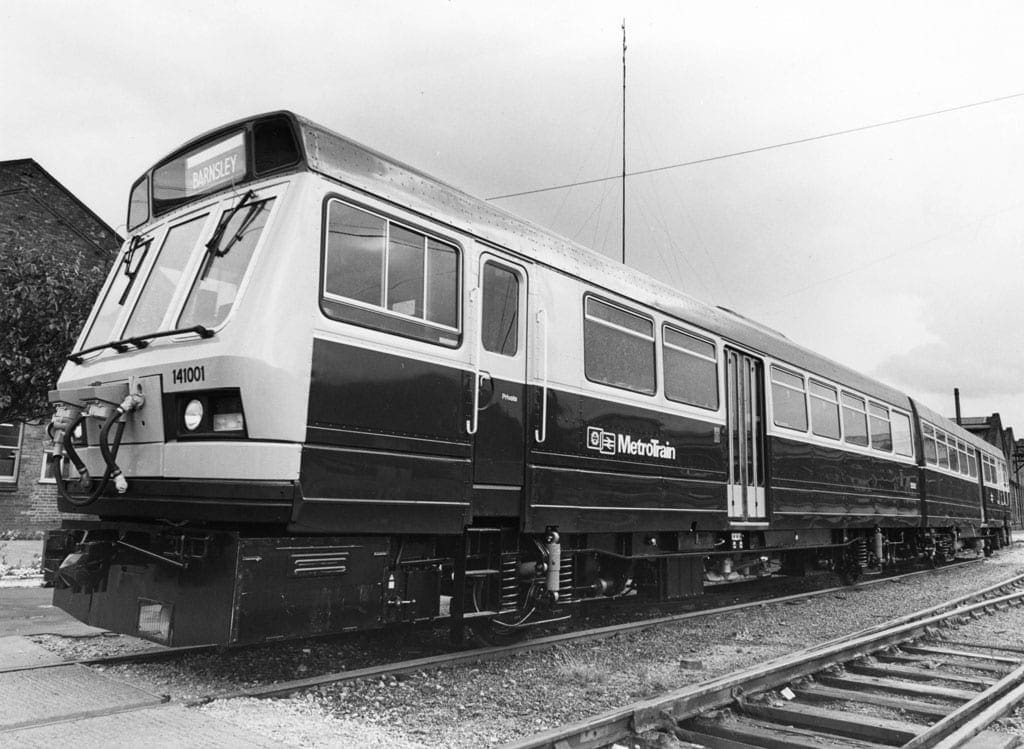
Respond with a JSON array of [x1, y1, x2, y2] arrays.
[[153, 130, 248, 211]]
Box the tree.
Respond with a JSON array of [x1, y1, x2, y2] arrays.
[[0, 246, 105, 423]]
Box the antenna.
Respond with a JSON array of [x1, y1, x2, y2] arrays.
[[621, 18, 627, 265]]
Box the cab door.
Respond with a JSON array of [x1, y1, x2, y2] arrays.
[[725, 347, 768, 523], [468, 254, 529, 498]]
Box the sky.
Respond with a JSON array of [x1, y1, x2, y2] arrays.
[[2, 0, 1022, 439]]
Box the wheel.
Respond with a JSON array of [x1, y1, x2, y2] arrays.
[[836, 556, 862, 586]]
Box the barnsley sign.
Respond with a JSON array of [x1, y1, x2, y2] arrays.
[[586, 426, 677, 460], [185, 132, 245, 196]]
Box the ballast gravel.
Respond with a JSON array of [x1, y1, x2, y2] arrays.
[[33, 544, 1024, 747]]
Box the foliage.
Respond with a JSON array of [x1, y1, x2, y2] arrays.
[[0, 245, 104, 423]]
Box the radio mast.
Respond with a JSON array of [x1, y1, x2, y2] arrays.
[[621, 18, 627, 265]]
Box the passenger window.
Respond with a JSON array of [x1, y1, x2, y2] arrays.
[[948, 436, 960, 472], [322, 200, 460, 345], [325, 203, 386, 305], [426, 240, 458, 329], [968, 452, 977, 478], [936, 433, 950, 470], [663, 326, 718, 410], [584, 297, 655, 395], [770, 366, 807, 431], [922, 423, 937, 464], [891, 412, 914, 457], [809, 380, 840, 439], [387, 225, 425, 317], [841, 393, 868, 447], [481, 262, 519, 356], [868, 403, 892, 452]]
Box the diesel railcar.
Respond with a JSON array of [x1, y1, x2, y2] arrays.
[[45, 112, 1012, 646]]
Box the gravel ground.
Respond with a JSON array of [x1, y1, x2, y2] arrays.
[[31, 545, 1024, 747], [933, 583, 1024, 738]]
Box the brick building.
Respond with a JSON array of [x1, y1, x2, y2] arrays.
[[1, 158, 121, 535]]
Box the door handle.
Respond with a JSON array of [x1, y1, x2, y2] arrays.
[[476, 371, 494, 409]]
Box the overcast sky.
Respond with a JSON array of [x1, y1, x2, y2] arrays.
[[2, 0, 1022, 437]]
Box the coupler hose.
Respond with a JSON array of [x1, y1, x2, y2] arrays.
[[53, 395, 136, 506], [53, 410, 122, 507]]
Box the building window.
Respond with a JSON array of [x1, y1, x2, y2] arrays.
[[40, 450, 72, 484], [663, 326, 718, 410], [771, 366, 807, 431], [809, 380, 840, 439], [583, 296, 655, 395], [0, 423, 23, 485]]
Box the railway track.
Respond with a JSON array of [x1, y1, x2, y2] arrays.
[[2, 557, 979, 677], [1, 558, 1015, 739], [506, 574, 1024, 749]]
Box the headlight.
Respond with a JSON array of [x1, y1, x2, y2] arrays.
[[170, 389, 247, 438], [183, 399, 204, 431]]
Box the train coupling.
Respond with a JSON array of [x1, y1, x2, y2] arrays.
[[48, 401, 83, 458]]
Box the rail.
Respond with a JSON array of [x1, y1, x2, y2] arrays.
[[504, 573, 1024, 748]]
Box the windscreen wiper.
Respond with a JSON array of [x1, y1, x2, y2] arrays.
[[117, 234, 153, 305], [205, 190, 257, 257], [67, 325, 215, 363]]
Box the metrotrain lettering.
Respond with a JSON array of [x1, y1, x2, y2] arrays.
[[190, 154, 239, 191], [586, 426, 676, 460], [171, 365, 205, 384]]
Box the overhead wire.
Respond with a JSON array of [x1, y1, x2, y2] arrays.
[[486, 90, 1024, 201], [763, 199, 1024, 309]]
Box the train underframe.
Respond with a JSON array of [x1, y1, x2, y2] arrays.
[[43, 517, 1011, 648]]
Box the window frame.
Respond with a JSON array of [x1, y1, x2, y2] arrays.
[[582, 295, 657, 396], [890, 410, 915, 458], [662, 324, 719, 411], [121, 212, 211, 340], [0, 422, 24, 485], [808, 379, 841, 440], [320, 196, 463, 348], [840, 392, 869, 447], [176, 196, 278, 332], [770, 365, 808, 432], [480, 260, 521, 358], [867, 402, 893, 453]]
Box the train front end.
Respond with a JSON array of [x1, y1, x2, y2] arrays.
[[43, 113, 332, 646]]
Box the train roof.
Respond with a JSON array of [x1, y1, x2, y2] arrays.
[[913, 399, 1006, 458], [293, 112, 913, 410]]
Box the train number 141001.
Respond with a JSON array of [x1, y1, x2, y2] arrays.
[[171, 365, 206, 385]]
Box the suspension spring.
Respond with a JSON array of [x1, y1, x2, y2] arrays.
[[499, 553, 519, 613], [855, 537, 868, 567]]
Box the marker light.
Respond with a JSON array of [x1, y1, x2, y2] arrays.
[[183, 399, 204, 431], [212, 394, 244, 432]]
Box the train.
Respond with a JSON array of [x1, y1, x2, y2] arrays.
[[44, 111, 1012, 647]]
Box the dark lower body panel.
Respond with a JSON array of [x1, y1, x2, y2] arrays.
[[46, 523, 437, 647]]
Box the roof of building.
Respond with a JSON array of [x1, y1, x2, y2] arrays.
[[0, 158, 122, 244]]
